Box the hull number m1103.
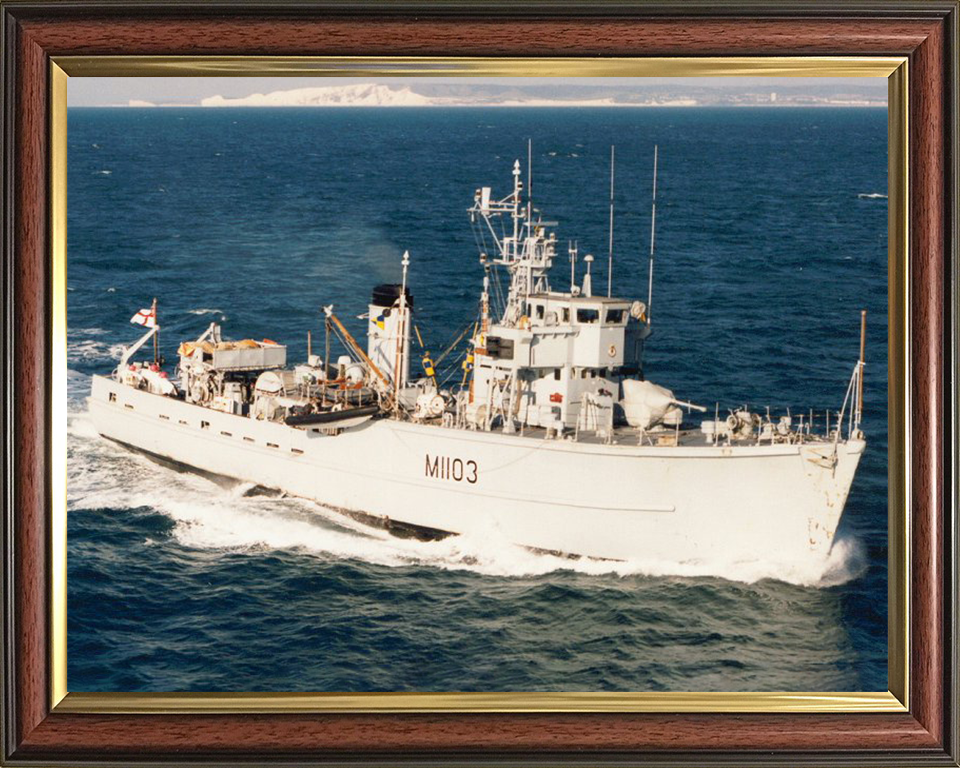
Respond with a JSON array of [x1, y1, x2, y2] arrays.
[[426, 454, 478, 484]]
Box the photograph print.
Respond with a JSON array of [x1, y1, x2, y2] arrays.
[[66, 75, 889, 693]]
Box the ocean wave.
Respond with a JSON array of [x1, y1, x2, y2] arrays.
[[67, 338, 126, 364], [67, 369, 94, 407], [67, 408, 866, 588], [187, 308, 224, 315], [857, 192, 887, 199]]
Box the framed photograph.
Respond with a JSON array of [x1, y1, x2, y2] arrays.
[[2, 2, 957, 766]]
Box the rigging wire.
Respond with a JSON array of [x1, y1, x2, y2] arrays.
[[491, 267, 506, 320], [433, 319, 477, 369]]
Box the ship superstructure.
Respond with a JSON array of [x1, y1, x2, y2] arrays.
[[88, 154, 867, 565]]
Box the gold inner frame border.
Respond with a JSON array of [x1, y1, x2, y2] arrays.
[[49, 55, 909, 714]]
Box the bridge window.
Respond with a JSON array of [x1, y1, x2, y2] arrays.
[[535, 304, 544, 320], [561, 307, 570, 323], [605, 308, 625, 324], [108, 392, 117, 403], [576, 308, 599, 324]]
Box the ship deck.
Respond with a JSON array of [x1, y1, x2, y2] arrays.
[[416, 419, 830, 449]]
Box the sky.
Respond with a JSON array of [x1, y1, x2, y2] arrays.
[[66, 76, 888, 107]]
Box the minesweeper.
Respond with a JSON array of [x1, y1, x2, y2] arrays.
[[88, 156, 866, 564]]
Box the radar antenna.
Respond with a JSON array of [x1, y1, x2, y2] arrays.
[[646, 144, 659, 323]]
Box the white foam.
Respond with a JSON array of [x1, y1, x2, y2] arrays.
[[67, 338, 125, 364], [857, 192, 887, 199], [187, 308, 223, 315], [67, 369, 94, 409], [68, 407, 102, 437]]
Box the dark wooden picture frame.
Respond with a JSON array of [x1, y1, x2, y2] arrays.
[[2, 2, 958, 765]]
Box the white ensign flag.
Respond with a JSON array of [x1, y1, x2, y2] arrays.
[[130, 307, 157, 328]]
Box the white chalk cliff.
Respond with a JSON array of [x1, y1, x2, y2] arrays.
[[201, 84, 437, 108]]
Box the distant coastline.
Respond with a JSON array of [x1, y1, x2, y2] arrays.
[[91, 101, 889, 109], [79, 83, 888, 109]]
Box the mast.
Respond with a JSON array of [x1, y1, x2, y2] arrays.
[[607, 145, 615, 298], [469, 157, 556, 325], [394, 250, 411, 415], [856, 309, 866, 425], [152, 297, 158, 365], [569, 240, 577, 292], [527, 138, 533, 225], [646, 145, 659, 320], [512, 160, 521, 255]]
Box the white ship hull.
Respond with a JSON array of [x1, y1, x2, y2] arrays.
[[88, 375, 864, 565]]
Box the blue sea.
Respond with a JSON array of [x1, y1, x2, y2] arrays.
[[66, 106, 888, 692]]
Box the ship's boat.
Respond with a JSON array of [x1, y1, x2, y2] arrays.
[[88, 153, 866, 565]]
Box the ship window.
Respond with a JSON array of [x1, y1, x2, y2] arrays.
[[108, 392, 117, 402], [243, 436, 255, 443], [220, 430, 232, 437], [124, 404, 134, 410], [605, 309, 625, 324], [554, 369, 561, 381], [576, 308, 599, 324], [535, 304, 545, 320], [159, 414, 169, 421], [179, 419, 188, 426], [267, 442, 279, 449], [561, 308, 570, 323], [291, 448, 304, 455], [200, 420, 209, 430]]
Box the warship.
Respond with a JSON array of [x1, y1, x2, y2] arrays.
[[88, 153, 866, 564]]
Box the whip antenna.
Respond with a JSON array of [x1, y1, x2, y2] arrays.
[[607, 145, 615, 298], [527, 138, 533, 224], [646, 144, 659, 321]]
